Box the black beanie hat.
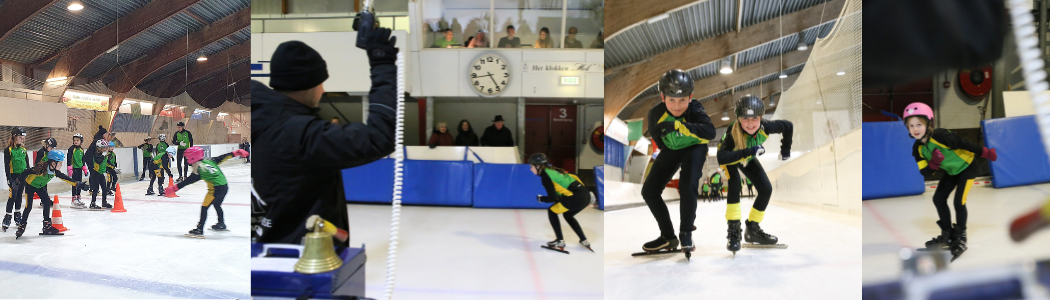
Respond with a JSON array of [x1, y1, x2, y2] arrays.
[[269, 41, 329, 91]]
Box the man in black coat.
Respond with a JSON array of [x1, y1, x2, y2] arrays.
[[251, 24, 399, 247], [480, 115, 514, 147]]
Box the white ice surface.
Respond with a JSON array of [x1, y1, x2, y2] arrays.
[[604, 199, 861, 299], [346, 203, 604, 300], [863, 183, 1050, 284], [0, 164, 251, 298]]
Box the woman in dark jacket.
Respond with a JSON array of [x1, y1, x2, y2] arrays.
[[454, 119, 480, 146], [428, 122, 454, 148]]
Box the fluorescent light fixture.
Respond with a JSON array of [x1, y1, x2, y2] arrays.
[[218, 112, 229, 116], [648, 13, 670, 24], [836, 71, 846, 76], [46, 77, 68, 82], [721, 111, 729, 121], [778, 72, 787, 79], [68, 3, 84, 11], [770, 100, 776, 107], [560, 77, 579, 85], [797, 32, 807, 51], [106, 45, 119, 54], [197, 56, 208, 62], [122, 100, 138, 104], [719, 58, 733, 74]]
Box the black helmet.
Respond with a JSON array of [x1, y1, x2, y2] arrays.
[[11, 127, 25, 137], [658, 69, 694, 98], [44, 137, 57, 148], [734, 95, 765, 118], [528, 153, 548, 165]]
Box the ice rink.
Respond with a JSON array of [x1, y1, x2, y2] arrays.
[[0, 163, 251, 298], [604, 198, 861, 299], [863, 183, 1050, 284], [346, 203, 604, 300]]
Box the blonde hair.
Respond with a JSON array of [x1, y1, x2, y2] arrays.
[[730, 121, 748, 151], [437, 121, 447, 128]]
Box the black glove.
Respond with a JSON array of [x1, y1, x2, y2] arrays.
[[77, 182, 89, 191], [652, 121, 676, 137], [429, 143, 437, 149], [364, 27, 398, 67], [750, 145, 765, 156], [537, 195, 553, 203]]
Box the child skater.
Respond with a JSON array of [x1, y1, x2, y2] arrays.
[[716, 95, 793, 254], [903, 102, 997, 260], [105, 141, 118, 195], [14, 150, 88, 238], [530, 153, 594, 253], [165, 146, 249, 238], [68, 133, 88, 207], [87, 139, 112, 210], [3, 128, 29, 232]]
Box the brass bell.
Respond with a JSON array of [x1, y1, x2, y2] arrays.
[[294, 216, 343, 274]]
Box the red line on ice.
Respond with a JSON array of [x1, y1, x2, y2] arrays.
[[863, 201, 910, 247], [54, 196, 249, 206], [514, 209, 546, 300]]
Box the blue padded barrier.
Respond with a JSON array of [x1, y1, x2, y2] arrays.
[[595, 165, 604, 210], [862, 122, 926, 200], [342, 159, 474, 206], [982, 115, 1050, 188], [471, 163, 550, 209], [605, 136, 626, 168]]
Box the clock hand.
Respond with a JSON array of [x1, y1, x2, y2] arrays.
[[485, 72, 499, 86]]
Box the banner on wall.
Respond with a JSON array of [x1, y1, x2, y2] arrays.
[[61, 91, 109, 111], [521, 62, 603, 73]]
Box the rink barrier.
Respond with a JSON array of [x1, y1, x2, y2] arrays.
[[595, 166, 604, 210], [982, 115, 1050, 188], [342, 159, 597, 209], [342, 159, 473, 206], [862, 122, 926, 200]]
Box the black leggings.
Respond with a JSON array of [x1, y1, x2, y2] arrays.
[[725, 159, 773, 220], [89, 171, 108, 204], [141, 157, 149, 178], [641, 145, 706, 238], [199, 184, 228, 227], [548, 186, 589, 241], [177, 149, 187, 178], [21, 185, 52, 224], [148, 165, 165, 192], [932, 160, 981, 230], [71, 169, 83, 197], [162, 155, 173, 178], [6, 172, 26, 214]]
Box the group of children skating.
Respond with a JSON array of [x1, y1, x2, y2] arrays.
[[2, 125, 247, 239]]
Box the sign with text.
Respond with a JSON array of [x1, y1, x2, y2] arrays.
[[61, 91, 109, 111], [522, 62, 602, 73]]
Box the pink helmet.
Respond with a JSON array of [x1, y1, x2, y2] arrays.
[[902, 102, 934, 123], [185, 146, 204, 164]]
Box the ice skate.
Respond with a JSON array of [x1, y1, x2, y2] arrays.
[[39, 220, 63, 236], [185, 227, 205, 239], [541, 239, 569, 254], [632, 235, 679, 257], [88, 202, 103, 211], [743, 220, 787, 249], [101, 201, 112, 209], [71, 196, 86, 209], [14, 221, 25, 239], [949, 224, 967, 262], [210, 223, 228, 231], [919, 220, 953, 251], [2, 213, 10, 232], [145, 189, 155, 196], [727, 220, 742, 254], [580, 239, 594, 252], [680, 226, 696, 260]]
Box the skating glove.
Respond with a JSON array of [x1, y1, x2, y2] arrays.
[[363, 27, 399, 67], [233, 149, 250, 158], [67, 166, 73, 177], [537, 195, 553, 203], [930, 149, 945, 170], [76, 182, 88, 191], [981, 147, 997, 161], [750, 145, 765, 157], [652, 121, 677, 137]]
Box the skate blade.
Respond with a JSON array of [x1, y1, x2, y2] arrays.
[[631, 248, 680, 257], [87, 208, 105, 211], [540, 245, 569, 254], [39, 233, 64, 236], [917, 247, 949, 252], [584, 246, 594, 253], [209, 229, 229, 231], [184, 234, 205, 239], [742, 243, 788, 249]]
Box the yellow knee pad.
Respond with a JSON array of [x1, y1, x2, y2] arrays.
[[748, 207, 766, 223], [726, 203, 741, 221]]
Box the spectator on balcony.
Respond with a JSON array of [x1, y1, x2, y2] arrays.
[[428, 122, 454, 148], [467, 30, 489, 48], [591, 30, 604, 49], [498, 25, 521, 48], [534, 27, 554, 49], [480, 115, 514, 147], [455, 119, 480, 146], [564, 27, 583, 48], [433, 29, 457, 48]]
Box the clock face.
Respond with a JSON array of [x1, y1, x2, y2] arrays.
[[469, 54, 509, 96]]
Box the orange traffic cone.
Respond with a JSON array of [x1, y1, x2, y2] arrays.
[[51, 195, 68, 232], [111, 183, 127, 213], [166, 177, 179, 198]]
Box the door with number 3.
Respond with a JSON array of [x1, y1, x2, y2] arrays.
[[525, 105, 577, 173]]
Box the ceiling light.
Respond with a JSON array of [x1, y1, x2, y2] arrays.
[[106, 45, 119, 54], [197, 56, 208, 61], [778, 72, 787, 79], [770, 100, 776, 107], [46, 77, 68, 82], [648, 13, 670, 24], [836, 71, 846, 76], [721, 111, 729, 121], [719, 58, 733, 74], [797, 32, 808, 51], [68, 3, 84, 11]]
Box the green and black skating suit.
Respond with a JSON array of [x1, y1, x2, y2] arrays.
[[912, 128, 984, 233], [176, 152, 235, 231], [22, 159, 86, 226], [642, 100, 716, 239], [5, 145, 29, 216], [89, 149, 110, 205], [174, 130, 193, 178], [67, 144, 85, 198], [157, 140, 173, 178], [716, 119, 793, 224], [106, 151, 118, 191], [537, 167, 589, 242], [147, 145, 166, 193]]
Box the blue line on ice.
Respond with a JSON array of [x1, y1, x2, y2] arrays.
[[0, 260, 249, 299]]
